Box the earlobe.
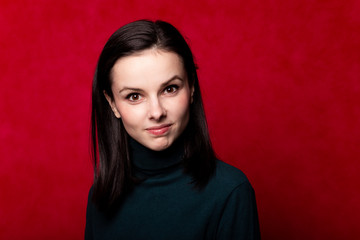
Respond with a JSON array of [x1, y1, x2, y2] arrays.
[[191, 87, 195, 104], [103, 91, 121, 118], [112, 108, 121, 119]]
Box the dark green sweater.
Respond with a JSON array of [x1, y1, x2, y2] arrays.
[[85, 139, 260, 239]]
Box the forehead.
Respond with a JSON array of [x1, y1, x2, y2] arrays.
[[110, 49, 186, 88]]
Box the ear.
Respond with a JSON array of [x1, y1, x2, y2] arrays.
[[190, 86, 195, 104], [103, 91, 121, 118]]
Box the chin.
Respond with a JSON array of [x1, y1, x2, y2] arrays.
[[149, 144, 170, 152], [147, 138, 173, 151]]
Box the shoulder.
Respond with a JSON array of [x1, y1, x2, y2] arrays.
[[211, 162, 260, 239], [205, 159, 253, 196], [214, 159, 249, 185]]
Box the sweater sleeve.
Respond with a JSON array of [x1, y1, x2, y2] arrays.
[[216, 181, 261, 240], [84, 187, 94, 240]]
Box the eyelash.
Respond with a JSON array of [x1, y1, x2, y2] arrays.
[[125, 85, 180, 102], [164, 85, 179, 94], [125, 93, 141, 102]]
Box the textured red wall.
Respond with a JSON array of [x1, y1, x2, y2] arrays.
[[1, 0, 359, 239]]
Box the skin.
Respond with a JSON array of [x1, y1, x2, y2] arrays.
[[104, 49, 194, 151]]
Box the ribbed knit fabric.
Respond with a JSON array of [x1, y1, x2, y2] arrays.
[[85, 139, 260, 240]]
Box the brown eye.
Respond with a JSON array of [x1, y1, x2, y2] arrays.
[[164, 85, 179, 94], [127, 93, 142, 102]]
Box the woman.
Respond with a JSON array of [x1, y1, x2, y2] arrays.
[[85, 19, 260, 239]]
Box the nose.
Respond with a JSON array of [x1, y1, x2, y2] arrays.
[[148, 97, 166, 121]]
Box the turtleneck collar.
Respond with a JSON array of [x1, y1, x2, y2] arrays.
[[129, 137, 184, 177]]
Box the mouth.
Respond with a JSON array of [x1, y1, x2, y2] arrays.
[[146, 124, 173, 136]]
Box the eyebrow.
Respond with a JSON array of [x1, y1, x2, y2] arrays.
[[118, 75, 184, 94]]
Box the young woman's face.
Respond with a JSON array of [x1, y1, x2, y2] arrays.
[[105, 49, 193, 151]]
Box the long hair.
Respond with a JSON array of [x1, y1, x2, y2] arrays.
[[91, 20, 216, 213]]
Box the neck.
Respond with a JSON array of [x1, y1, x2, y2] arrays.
[[129, 137, 184, 177]]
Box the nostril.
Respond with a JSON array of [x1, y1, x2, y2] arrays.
[[149, 109, 166, 120], [148, 99, 166, 120]]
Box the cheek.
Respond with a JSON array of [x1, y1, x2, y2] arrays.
[[117, 104, 146, 128], [167, 94, 191, 119]]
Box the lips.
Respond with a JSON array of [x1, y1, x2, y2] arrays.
[[145, 124, 172, 136]]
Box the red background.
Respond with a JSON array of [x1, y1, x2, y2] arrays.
[[1, 0, 359, 239]]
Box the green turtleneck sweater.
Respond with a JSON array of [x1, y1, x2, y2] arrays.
[[85, 139, 260, 239]]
